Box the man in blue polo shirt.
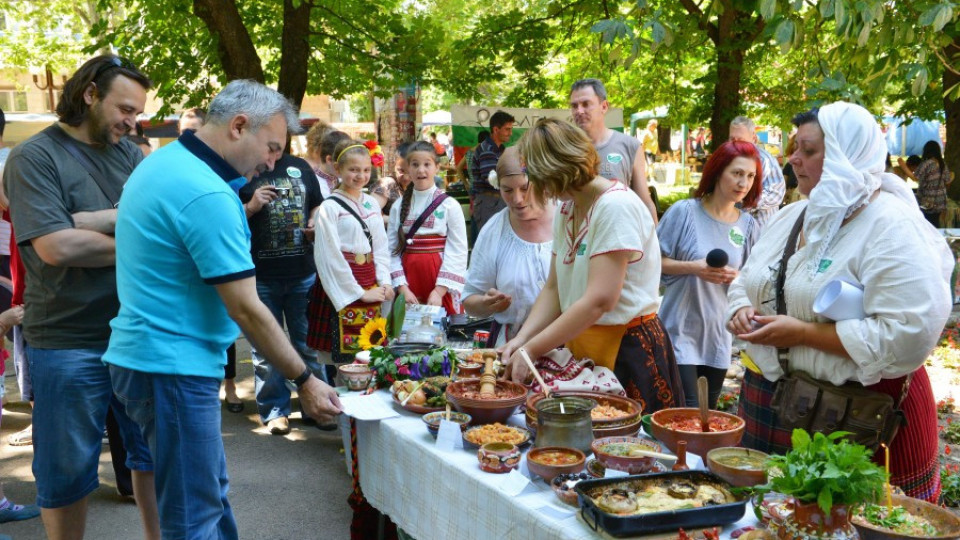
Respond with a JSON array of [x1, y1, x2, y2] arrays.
[[104, 80, 342, 539]]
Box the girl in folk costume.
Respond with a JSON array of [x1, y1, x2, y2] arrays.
[[387, 141, 468, 314], [309, 140, 394, 362]]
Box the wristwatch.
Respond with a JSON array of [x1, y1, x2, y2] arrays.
[[288, 367, 312, 388]]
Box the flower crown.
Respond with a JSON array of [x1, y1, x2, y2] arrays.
[[363, 139, 385, 168]]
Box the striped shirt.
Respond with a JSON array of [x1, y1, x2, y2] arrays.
[[469, 138, 503, 195]]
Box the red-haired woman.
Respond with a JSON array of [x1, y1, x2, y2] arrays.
[[657, 140, 762, 408]]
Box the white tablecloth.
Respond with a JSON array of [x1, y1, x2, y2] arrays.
[[343, 391, 759, 540]]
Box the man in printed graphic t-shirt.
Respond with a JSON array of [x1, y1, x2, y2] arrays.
[[238, 153, 327, 434]]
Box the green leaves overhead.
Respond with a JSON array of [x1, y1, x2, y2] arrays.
[[920, 3, 955, 32], [593, 18, 633, 44]]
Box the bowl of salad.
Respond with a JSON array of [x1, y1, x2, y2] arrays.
[[852, 494, 960, 539]]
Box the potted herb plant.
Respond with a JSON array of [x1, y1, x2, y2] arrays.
[[753, 429, 885, 539]]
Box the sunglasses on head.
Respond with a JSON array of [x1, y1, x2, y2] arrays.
[[91, 56, 137, 83]]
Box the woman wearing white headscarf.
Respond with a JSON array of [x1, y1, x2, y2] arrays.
[[726, 102, 952, 503]]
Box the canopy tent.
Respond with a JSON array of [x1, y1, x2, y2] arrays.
[[421, 110, 452, 126], [884, 117, 943, 156]]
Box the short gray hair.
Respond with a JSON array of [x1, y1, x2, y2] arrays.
[[730, 115, 755, 132], [570, 78, 607, 102], [207, 79, 302, 135]]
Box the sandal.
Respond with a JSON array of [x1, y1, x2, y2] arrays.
[[225, 399, 244, 413], [8, 426, 32, 446]]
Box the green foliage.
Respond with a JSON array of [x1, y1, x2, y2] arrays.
[[388, 293, 405, 340], [0, 0, 95, 72], [368, 346, 455, 386], [943, 421, 960, 444], [754, 430, 885, 513], [942, 463, 960, 507]]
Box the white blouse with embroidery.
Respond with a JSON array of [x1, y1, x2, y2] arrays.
[[314, 191, 391, 312], [554, 184, 661, 325], [386, 185, 468, 292], [463, 208, 553, 345], [726, 194, 952, 386]]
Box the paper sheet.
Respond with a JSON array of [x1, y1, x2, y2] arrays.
[[338, 393, 400, 421]]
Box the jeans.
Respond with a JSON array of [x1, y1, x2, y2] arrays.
[[110, 365, 238, 540], [249, 275, 322, 423], [27, 346, 150, 508]]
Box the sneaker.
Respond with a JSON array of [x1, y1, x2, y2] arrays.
[[8, 426, 32, 446], [267, 417, 290, 435], [0, 502, 40, 523]]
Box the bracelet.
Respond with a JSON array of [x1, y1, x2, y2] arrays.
[[289, 367, 312, 388]]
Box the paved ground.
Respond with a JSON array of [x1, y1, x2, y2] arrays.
[[0, 338, 353, 540]]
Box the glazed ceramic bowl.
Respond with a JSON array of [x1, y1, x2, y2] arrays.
[[706, 447, 770, 487], [456, 362, 483, 378], [590, 436, 664, 474], [551, 472, 591, 506], [477, 442, 521, 474], [524, 391, 642, 438], [526, 391, 641, 427], [446, 379, 528, 425], [852, 493, 960, 540], [338, 364, 373, 391], [462, 424, 532, 450], [526, 447, 586, 482], [640, 414, 654, 437], [420, 411, 472, 438], [650, 408, 745, 458]]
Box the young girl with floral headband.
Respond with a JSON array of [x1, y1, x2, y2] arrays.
[[308, 139, 393, 362], [387, 141, 467, 315]]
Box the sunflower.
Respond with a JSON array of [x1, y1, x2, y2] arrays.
[[358, 317, 388, 350]]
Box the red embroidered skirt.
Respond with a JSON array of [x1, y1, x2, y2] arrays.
[[739, 366, 940, 502], [307, 256, 380, 359], [401, 235, 460, 315]]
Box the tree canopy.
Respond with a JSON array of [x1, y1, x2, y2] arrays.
[[1, 0, 957, 176]]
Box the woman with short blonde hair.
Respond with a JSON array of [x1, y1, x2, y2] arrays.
[[502, 118, 683, 413]]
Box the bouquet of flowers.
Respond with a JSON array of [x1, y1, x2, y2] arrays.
[[358, 294, 458, 387], [368, 346, 456, 387]]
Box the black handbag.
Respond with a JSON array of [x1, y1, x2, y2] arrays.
[[768, 208, 908, 451]]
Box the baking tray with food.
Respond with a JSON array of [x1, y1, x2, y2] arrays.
[[574, 470, 748, 537]]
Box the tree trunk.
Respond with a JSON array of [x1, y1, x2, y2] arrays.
[[707, 2, 757, 151], [945, 36, 960, 201], [710, 47, 744, 150], [276, 0, 311, 109], [193, 0, 264, 83]]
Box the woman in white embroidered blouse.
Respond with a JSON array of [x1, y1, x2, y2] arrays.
[[500, 118, 684, 413], [387, 141, 468, 315], [309, 140, 393, 362], [462, 146, 553, 347], [726, 102, 952, 502]]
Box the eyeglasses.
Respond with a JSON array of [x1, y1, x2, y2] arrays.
[[91, 56, 137, 83]]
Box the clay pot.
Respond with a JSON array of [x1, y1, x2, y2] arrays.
[[777, 499, 857, 539], [477, 442, 521, 474]]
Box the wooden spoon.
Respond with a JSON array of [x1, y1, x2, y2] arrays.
[[697, 376, 710, 433], [627, 448, 677, 461], [518, 348, 551, 398]]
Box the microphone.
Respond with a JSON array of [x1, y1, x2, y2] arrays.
[[706, 248, 729, 268]]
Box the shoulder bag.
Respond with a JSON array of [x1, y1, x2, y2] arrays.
[[768, 208, 909, 451], [398, 192, 449, 255], [43, 125, 122, 207]]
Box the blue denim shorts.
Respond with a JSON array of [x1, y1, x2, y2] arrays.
[[110, 365, 238, 539], [27, 345, 152, 508]]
